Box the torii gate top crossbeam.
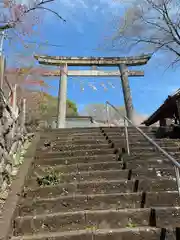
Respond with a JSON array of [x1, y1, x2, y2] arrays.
[[34, 54, 151, 66]]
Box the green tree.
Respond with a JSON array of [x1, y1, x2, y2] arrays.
[[66, 99, 78, 116], [38, 93, 78, 120], [20, 90, 78, 125]]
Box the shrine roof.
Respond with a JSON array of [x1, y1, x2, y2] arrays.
[[142, 89, 180, 126]]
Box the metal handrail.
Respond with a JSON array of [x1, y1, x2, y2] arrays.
[[106, 101, 180, 195]]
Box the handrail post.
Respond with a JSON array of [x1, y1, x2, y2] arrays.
[[175, 166, 180, 196], [105, 103, 110, 126]]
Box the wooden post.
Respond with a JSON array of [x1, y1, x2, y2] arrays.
[[0, 55, 5, 89], [20, 98, 26, 133], [119, 64, 134, 122], [160, 118, 166, 127], [176, 99, 180, 123], [12, 84, 17, 114], [10, 84, 17, 140], [57, 64, 68, 128]]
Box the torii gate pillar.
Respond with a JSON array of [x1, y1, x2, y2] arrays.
[[119, 64, 134, 123], [57, 64, 67, 128]]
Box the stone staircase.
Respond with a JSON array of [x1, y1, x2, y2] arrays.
[[2, 126, 180, 239]]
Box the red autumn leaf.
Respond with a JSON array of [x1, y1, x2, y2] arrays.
[[3, 0, 10, 8], [25, 79, 48, 87]]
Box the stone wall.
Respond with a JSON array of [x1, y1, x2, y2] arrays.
[[0, 92, 26, 194]]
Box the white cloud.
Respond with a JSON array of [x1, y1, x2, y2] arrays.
[[42, 0, 123, 34], [59, 0, 88, 9], [99, 0, 122, 8], [53, 0, 122, 19], [92, 5, 99, 12]]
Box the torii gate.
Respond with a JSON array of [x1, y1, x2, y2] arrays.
[[34, 54, 151, 128]]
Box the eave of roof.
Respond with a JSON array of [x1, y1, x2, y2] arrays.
[[142, 88, 180, 126]]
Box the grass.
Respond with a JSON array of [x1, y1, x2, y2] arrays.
[[36, 170, 62, 186], [126, 219, 137, 228]]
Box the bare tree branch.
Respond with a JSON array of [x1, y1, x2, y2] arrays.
[[0, 0, 65, 31], [36, 6, 66, 22], [111, 0, 180, 65], [162, 1, 180, 40]]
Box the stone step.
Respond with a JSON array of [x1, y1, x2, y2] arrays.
[[114, 138, 178, 144], [35, 154, 117, 166], [28, 168, 175, 188], [77, 161, 122, 172], [24, 180, 136, 199], [38, 138, 108, 146], [138, 178, 177, 192], [145, 191, 180, 208], [37, 150, 176, 163], [41, 128, 102, 134], [121, 154, 162, 160], [124, 159, 170, 169], [40, 130, 102, 138], [104, 131, 157, 135], [11, 227, 167, 240], [14, 207, 180, 236], [40, 132, 104, 139], [113, 140, 177, 147], [102, 126, 158, 132], [126, 146, 179, 153], [27, 170, 130, 188], [40, 135, 106, 142], [121, 155, 179, 167], [107, 135, 156, 141], [117, 147, 180, 155], [122, 151, 180, 158], [18, 192, 143, 216], [108, 133, 157, 137], [131, 168, 175, 179], [110, 137, 178, 144], [18, 191, 180, 217], [105, 130, 156, 135], [102, 126, 158, 129], [35, 148, 116, 159], [39, 136, 106, 143], [14, 208, 151, 236], [37, 143, 111, 152], [24, 178, 177, 199], [34, 159, 172, 177], [121, 155, 173, 161], [155, 207, 180, 228], [33, 161, 123, 176], [108, 136, 156, 143]]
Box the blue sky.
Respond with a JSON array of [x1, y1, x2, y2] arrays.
[[3, 0, 180, 115]]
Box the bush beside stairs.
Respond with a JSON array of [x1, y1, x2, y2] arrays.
[[3, 126, 180, 239]]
